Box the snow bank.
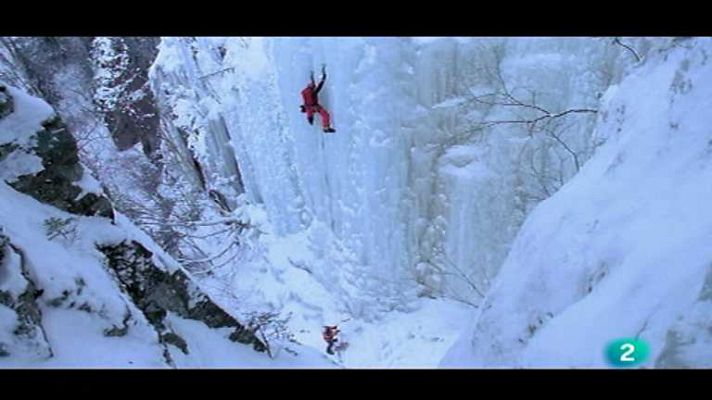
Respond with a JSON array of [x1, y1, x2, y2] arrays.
[[442, 37, 712, 368]]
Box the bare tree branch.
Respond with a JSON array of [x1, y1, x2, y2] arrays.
[[175, 238, 238, 264], [199, 67, 235, 80], [613, 37, 642, 63], [545, 126, 581, 172], [482, 108, 597, 132], [440, 253, 486, 299]]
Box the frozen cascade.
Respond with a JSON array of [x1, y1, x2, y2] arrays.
[[151, 37, 633, 307]]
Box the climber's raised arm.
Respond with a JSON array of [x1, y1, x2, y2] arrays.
[[315, 65, 326, 94]]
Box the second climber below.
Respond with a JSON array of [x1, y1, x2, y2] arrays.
[[322, 325, 340, 355], [300, 65, 336, 133]]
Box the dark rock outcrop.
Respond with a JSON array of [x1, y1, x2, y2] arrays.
[[8, 115, 114, 219], [4, 37, 162, 158], [98, 37, 162, 157], [98, 240, 266, 354], [0, 233, 53, 359], [0, 85, 13, 119]]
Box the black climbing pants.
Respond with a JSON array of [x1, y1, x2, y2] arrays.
[[326, 339, 338, 354]]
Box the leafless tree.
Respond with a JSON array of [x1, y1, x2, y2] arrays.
[[457, 51, 599, 202], [424, 46, 603, 305], [464, 62, 597, 137], [442, 254, 485, 298], [423, 252, 488, 308], [243, 311, 299, 359]]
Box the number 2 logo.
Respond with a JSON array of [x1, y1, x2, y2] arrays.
[[619, 343, 636, 362], [605, 338, 649, 367]]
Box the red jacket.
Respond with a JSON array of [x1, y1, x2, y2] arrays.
[[322, 326, 339, 342], [302, 74, 325, 106]]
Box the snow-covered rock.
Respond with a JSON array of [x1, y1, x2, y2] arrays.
[[442, 37, 712, 368], [0, 85, 330, 367], [0, 85, 114, 218]]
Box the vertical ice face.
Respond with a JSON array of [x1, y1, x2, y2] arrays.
[[150, 37, 634, 304], [424, 37, 633, 302]]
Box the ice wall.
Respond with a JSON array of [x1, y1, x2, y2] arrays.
[[151, 37, 638, 304]]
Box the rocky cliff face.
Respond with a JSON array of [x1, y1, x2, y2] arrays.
[[0, 230, 53, 360], [7, 113, 114, 219], [1, 37, 213, 266], [2, 37, 162, 158], [0, 83, 268, 366], [98, 240, 266, 355], [91, 37, 162, 156]]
